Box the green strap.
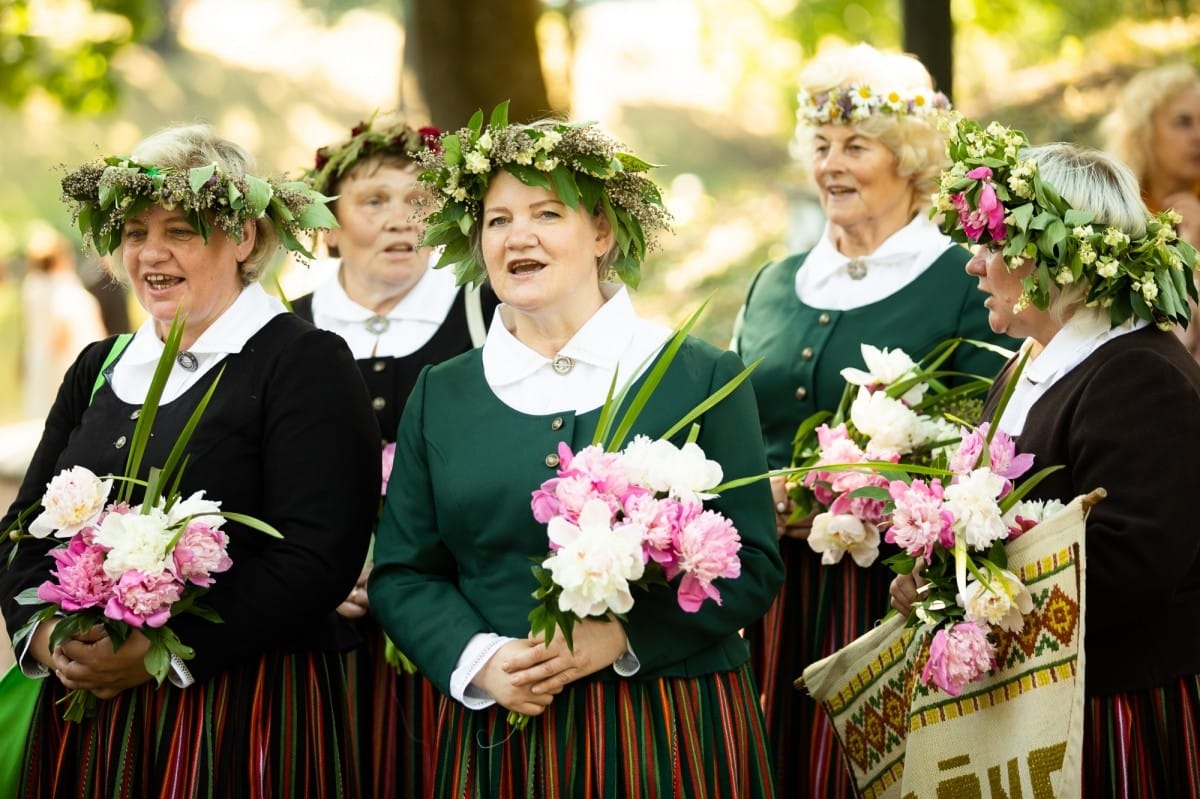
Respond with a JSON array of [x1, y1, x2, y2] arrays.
[[89, 333, 134, 406]]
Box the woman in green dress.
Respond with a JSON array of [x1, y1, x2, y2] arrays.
[[369, 109, 784, 798], [731, 43, 1017, 797]]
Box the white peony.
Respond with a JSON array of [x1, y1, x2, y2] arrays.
[[960, 569, 1033, 632], [621, 435, 681, 494], [164, 490, 224, 529], [807, 512, 880, 567], [943, 468, 1009, 550], [840, 344, 927, 406], [850, 387, 922, 455], [621, 437, 723, 502], [542, 499, 646, 618], [28, 466, 113, 539], [93, 508, 177, 580]]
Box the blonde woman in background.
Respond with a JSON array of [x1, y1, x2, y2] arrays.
[[731, 43, 1017, 797], [1101, 62, 1200, 356]]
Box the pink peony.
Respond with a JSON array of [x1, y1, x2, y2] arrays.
[[885, 479, 954, 560], [921, 620, 996, 696], [952, 177, 1007, 243], [984, 427, 1035, 481], [36, 533, 114, 612], [622, 493, 685, 569], [104, 570, 183, 628], [668, 509, 741, 612], [380, 442, 396, 495], [949, 426, 986, 474], [172, 522, 232, 587]]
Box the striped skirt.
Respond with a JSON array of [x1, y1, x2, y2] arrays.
[[431, 663, 774, 799], [343, 621, 440, 798], [20, 650, 359, 799], [1083, 674, 1200, 798], [749, 537, 893, 799]]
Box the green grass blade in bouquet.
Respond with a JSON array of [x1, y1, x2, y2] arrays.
[[117, 307, 187, 505]]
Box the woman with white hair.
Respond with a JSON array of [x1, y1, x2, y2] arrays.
[[894, 123, 1200, 796]]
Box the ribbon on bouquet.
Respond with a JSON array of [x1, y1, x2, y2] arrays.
[[797, 489, 1101, 799]]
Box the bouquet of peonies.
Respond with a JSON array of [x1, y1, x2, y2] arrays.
[[8, 312, 280, 721], [511, 301, 755, 728], [530, 436, 742, 628], [788, 338, 996, 569], [791, 342, 1065, 695]]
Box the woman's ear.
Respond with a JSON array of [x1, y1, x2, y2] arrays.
[[592, 211, 615, 259], [235, 219, 258, 262]]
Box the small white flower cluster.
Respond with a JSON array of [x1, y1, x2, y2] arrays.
[[796, 83, 950, 127]]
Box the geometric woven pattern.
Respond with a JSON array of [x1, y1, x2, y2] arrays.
[[799, 492, 1093, 799]]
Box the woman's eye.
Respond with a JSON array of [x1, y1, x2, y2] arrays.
[[485, 216, 509, 227], [123, 229, 146, 241], [537, 210, 560, 220]]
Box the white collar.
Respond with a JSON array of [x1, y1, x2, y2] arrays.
[[1022, 312, 1145, 386], [111, 283, 284, 403], [312, 262, 459, 325], [121, 283, 285, 367], [805, 214, 951, 276], [484, 284, 639, 387]]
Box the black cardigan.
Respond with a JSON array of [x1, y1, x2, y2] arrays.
[[988, 325, 1200, 695], [0, 314, 381, 683]]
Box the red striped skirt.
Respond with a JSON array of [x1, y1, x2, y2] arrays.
[[1083, 674, 1200, 798], [430, 663, 775, 799], [19, 650, 358, 799], [749, 538, 889, 798], [343, 622, 440, 798]]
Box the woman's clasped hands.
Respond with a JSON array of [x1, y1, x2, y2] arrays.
[[477, 617, 629, 717]]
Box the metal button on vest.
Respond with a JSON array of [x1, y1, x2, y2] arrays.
[[372, 397, 387, 411], [545, 453, 560, 468], [115, 435, 127, 449], [818, 313, 832, 325], [794, 386, 807, 400], [551, 417, 564, 431], [130, 409, 140, 420], [373, 360, 387, 373], [801, 346, 814, 360]]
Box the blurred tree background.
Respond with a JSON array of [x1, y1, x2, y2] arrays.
[[0, 0, 1197, 427]]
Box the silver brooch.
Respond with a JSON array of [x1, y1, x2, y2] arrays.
[[176, 351, 199, 371], [365, 315, 390, 335], [846, 259, 868, 280], [551, 354, 574, 375]]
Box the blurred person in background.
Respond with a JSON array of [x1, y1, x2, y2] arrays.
[[19, 224, 106, 420], [731, 42, 1016, 797], [292, 113, 499, 798], [1101, 62, 1200, 357]]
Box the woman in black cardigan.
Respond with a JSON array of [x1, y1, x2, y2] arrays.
[[892, 130, 1200, 796], [0, 123, 380, 798]]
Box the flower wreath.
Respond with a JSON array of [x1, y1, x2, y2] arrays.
[[307, 112, 442, 197], [933, 115, 1198, 330], [61, 156, 337, 259], [417, 101, 671, 288], [795, 83, 951, 127]]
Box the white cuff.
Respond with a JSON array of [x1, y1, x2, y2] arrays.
[[168, 653, 195, 688], [17, 623, 49, 679], [450, 632, 513, 709], [613, 641, 641, 677]]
